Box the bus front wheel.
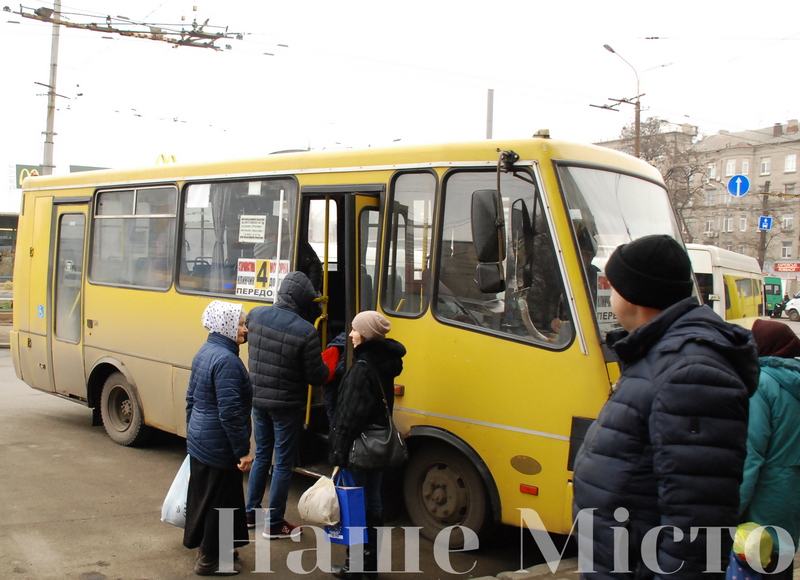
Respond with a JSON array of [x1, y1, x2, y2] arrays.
[[403, 442, 489, 549], [100, 372, 151, 446]]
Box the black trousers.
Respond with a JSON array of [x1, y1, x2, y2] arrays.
[[183, 456, 249, 557]]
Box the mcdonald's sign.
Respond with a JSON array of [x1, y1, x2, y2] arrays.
[[156, 154, 177, 165], [16, 165, 42, 189]]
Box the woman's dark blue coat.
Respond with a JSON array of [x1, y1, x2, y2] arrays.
[[573, 298, 759, 579], [186, 332, 252, 470]]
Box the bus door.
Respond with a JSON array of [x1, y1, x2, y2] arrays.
[[50, 203, 89, 398], [345, 193, 381, 318], [300, 186, 383, 344], [297, 186, 382, 460]]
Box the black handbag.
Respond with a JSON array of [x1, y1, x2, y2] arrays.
[[347, 361, 409, 470]]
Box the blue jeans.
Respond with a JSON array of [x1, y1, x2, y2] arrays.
[[246, 406, 304, 526]]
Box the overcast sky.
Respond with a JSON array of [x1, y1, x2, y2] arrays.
[[2, 0, 800, 211]]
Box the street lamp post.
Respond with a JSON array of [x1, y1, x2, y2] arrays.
[[603, 44, 642, 158]]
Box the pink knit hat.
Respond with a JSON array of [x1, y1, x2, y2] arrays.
[[351, 311, 391, 341]]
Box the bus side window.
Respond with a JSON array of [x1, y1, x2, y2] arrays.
[[381, 172, 436, 315], [179, 178, 297, 297], [90, 186, 177, 290], [434, 170, 572, 347]]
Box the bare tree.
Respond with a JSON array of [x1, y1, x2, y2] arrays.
[[620, 117, 670, 164], [661, 151, 709, 243], [618, 117, 704, 241]]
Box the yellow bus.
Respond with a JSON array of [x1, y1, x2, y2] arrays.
[[686, 244, 764, 320], [12, 136, 680, 544]]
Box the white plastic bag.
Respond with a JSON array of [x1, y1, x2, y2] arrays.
[[298, 472, 340, 526], [161, 455, 190, 528]]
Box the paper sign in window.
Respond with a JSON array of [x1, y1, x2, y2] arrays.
[[239, 215, 267, 244]]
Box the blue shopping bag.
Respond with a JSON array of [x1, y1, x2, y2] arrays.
[[324, 468, 367, 545], [726, 551, 764, 580]]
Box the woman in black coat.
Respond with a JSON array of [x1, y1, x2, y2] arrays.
[[329, 311, 406, 580]]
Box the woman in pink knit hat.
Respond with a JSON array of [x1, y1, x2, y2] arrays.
[[328, 311, 406, 579]]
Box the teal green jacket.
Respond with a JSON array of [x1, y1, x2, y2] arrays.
[[740, 356, 800, 552]]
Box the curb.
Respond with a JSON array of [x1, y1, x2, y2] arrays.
[[475, 558, 580, 580]]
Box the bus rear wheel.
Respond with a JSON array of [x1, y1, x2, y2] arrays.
[[403, 442, 489, 549], [100, 372, 151, 446]]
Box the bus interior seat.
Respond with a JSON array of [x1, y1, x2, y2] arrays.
[[359, 264, 374, 311], [190, 263, 210, 278]]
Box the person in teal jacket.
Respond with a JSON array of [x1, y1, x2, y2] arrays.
[[739, 318, 800, 579]]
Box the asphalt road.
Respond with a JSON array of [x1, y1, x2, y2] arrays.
[[0, 349, 566, 580], [9, 315, 795, 580]]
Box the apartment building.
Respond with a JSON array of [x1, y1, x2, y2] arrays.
[[687, 120, 800, 286]]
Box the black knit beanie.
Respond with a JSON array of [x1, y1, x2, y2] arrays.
[[605, 235, 693, 310]]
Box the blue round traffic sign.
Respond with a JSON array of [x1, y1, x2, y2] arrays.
[[727, 174, 750, 197]]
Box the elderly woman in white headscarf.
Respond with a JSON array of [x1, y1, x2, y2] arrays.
[[184, 300, 253, 576]]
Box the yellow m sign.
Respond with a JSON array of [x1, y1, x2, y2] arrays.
[[156, 154, 177, 165], [16, 165, 42, 189]]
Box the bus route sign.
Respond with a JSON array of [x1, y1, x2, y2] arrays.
[[235, 258, 290, 301]]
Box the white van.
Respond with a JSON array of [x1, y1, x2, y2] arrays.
[[687, 244, 764, 320]]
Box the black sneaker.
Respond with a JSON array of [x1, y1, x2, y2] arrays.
[[246, 511, 255, 529]]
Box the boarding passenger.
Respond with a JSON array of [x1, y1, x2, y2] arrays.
[[329, 311, 406, 580], [245, 271, 329, 539]]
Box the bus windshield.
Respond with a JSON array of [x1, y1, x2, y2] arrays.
[[557, 164, 682, 337]]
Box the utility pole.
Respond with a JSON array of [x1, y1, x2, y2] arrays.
[[486, 89, 494, 139], [591, 45, 671, 159], [634, 97, 641, 159], [758, 183, 770, 269], [41, 0, 61, 175], [603, 44, 641, 158]]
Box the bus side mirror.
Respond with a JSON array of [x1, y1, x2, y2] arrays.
[[471, 189, 506, 293], [476, 263, 505, 294], [472, 189, 505, 262]]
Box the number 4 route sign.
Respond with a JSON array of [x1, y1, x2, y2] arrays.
[[728, 174, 750, 197], [759, 216, 773, 230]]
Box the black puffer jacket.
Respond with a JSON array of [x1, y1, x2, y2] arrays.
[[329, 338, 406, 466], [573, 298, 759, 579], [247, 271, 329, 410]]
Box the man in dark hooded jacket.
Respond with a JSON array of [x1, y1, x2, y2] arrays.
[[573, 235, 759, 579], [245, 271, 329, 539]]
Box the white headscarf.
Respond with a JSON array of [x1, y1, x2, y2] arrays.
[[202, 300, 244, 343]]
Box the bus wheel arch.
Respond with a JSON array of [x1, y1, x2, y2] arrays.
[[403, 426, 499, 548], [90, 361, 151, 446]]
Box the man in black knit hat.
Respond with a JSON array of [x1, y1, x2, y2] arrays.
[[573, 235, 760, 579]]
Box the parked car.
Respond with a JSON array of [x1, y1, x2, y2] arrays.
[[783, 298, 800, 321]]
